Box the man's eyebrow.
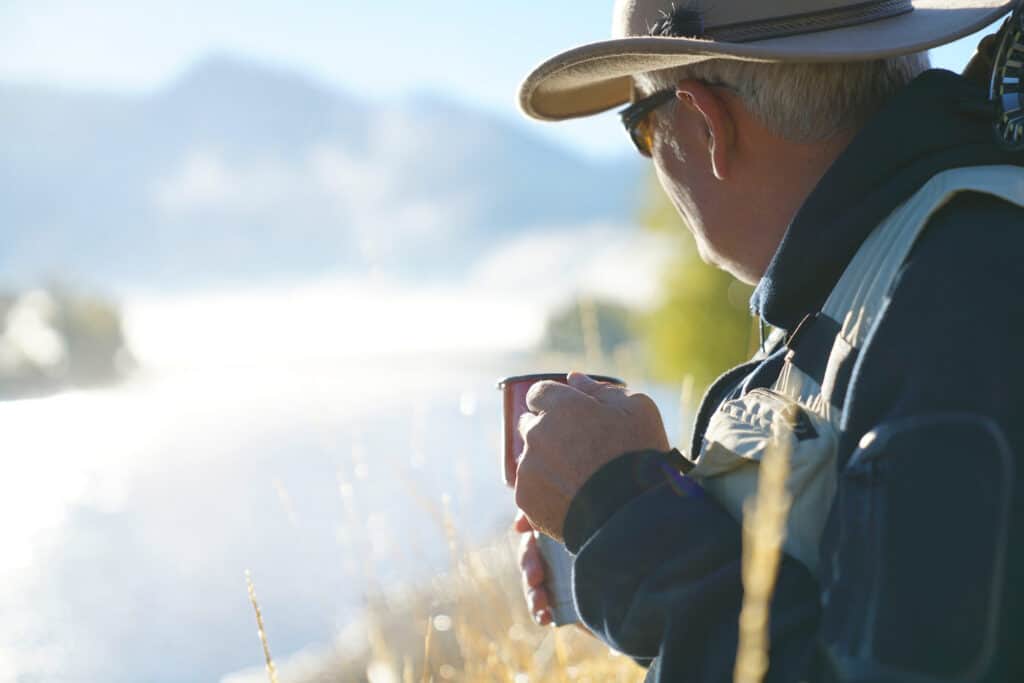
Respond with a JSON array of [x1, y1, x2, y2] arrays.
[[648, 7, 705, 38]]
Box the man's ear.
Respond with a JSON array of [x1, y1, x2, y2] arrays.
[[675, 79, 735, 180]]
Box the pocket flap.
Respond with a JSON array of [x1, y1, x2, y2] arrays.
[[694, 388, 823, 477], [692, 388, 838, 575]]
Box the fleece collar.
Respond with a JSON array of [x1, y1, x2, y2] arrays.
[[750, 69, 1021, 331]]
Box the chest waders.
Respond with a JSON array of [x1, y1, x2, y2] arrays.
[[689, 165, 1024, 576]]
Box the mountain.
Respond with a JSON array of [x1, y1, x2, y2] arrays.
[[0, 55, 643, 288]]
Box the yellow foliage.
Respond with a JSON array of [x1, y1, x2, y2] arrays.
[[639, 174, 756, 397]]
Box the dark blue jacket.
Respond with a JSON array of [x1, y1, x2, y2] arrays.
[[563, 69, 1024, 682]]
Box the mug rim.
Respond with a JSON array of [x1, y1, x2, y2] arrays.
[[496, 373, 625, 389]]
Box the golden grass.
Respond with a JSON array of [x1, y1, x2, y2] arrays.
[[246, 450, 795, 682], [249, 536, 646, 683], [245, 464, 646, 682], [243, 327, 795, 682], [733, 415, 793, 683], [245, 570, 281, 683], [245, 423, 795, 683]]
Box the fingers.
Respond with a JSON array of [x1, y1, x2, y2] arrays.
[[517, 411, 540, 442], [513, 510, 534, 534], [519, 532, 546, 588], [525, 380, 580, 414], [567, 371, 626, 402], [518, 530, 553, 625], [528, 587, 553, 625], [566, 371, 600, 393], [625, 391, 660, 416]]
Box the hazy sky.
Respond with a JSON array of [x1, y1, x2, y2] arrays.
[[0, 1, 994, 158]]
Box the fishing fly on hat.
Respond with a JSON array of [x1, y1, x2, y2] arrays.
[[519, 0, 1019, 122]]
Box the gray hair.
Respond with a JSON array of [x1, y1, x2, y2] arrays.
[[636, 53, 931, 142]]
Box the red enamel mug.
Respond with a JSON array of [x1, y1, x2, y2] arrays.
[[497, 373, 625, 488]]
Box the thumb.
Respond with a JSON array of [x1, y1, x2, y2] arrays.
[[513, 510, 534, 533], [567, 371, 618, 399]]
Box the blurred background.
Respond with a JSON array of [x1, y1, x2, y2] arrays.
[[0, 3, 984, 681]]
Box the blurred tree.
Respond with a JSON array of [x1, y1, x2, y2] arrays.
[[51, 285, 134, 387], [640, 175, 756, 395], [540, 297, 638, 359], [0, 284, 133, 400]]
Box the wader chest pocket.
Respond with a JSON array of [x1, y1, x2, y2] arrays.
[[821, 414, 1012, 681], [692, 388, 838, 575]]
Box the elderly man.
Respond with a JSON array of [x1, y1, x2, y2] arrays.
[[512, 1, 1024, 681]]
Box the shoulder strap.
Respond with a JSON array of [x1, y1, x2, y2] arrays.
[[782, 165, 1024, 415], [821, 165, 1024, 348]]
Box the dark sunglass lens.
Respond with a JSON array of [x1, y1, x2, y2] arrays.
[[633, 116, 654, 157], [622, 89, 674, 158]]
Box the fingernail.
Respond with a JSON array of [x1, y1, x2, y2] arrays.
[[533, 610, 545, 625]]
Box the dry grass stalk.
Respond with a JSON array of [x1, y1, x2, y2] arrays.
[[733, 416, 793, 683], [245, 570, 281, 683], [747, 316, 763, 358], [440, 493, 461, 568], [272, 479, 300, 529], [579, 297, 603, 370], [678, 373, 697, 447], [295, 537, 645, 682], [421, 617, 434, 683]]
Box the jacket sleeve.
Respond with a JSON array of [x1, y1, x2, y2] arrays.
[[563, 450, 821, 682]]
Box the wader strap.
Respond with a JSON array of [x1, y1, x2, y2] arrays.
[[782, 165, 1024, 415], [821, 165, 1024, 349], [785, 313, 858, 411]]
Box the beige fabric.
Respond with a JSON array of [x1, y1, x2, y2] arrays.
[[820, 165, 1024, 344], [520, 0, 1016, 121], [693, 375, 839, 574], [695, 388, 837, 573], [692, 165, 1024, 576], [613, 0, 910, 38]]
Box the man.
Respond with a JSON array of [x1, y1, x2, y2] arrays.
[[511, 0, 1024, 681]]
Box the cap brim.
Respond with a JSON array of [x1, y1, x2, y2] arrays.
[[519, 0, 1015, 121]]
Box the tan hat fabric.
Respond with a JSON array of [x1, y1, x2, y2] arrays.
[[520, 0, 1017, 121]]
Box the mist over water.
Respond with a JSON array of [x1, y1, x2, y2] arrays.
[[0, 44, 679, 683], [1, 287, 523, 682], [0, 254, 683, 682]]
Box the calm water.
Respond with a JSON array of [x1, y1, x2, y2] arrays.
[[1, 280, 682, 682]]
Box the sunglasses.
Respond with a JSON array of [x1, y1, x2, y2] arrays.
[[619, 88, 677, 157], [620, 82, 732, 157]]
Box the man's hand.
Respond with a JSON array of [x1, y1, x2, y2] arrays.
[[514, 511, 595, 635], [513, 371, 670, 541], [514, 511, 554, 626]]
